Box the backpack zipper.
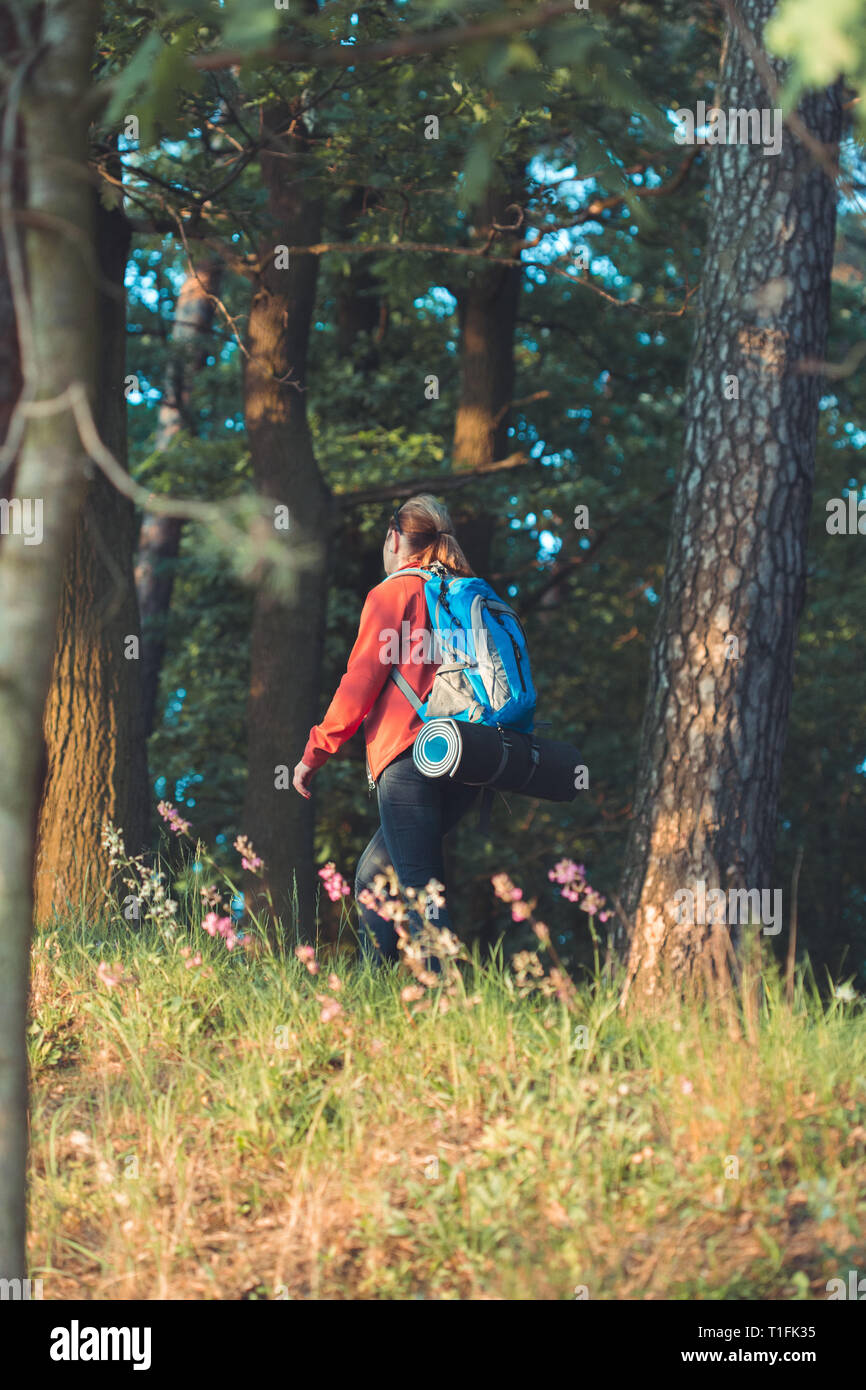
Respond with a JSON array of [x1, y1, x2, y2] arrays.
[[501, 612, 527, 692], [512, 633, 527, 691]]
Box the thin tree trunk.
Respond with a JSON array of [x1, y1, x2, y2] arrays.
[[447, 173, 523, 921], [0, 0, 99, 1281], [241, 105, 331, 936], [135, 261, 222, 738], [618, 3, 842, 1006], [33, 188, 149, 923], [450, 176, 523, 574], [0, 3, 25, 464]]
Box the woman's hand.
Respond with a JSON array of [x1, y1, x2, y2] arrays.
[[292, 761, 317, 799]]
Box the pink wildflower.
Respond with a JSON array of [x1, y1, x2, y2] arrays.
[[96, 960, 123, 989], [201, 913, 239, 950], [548, 859, 584, 887], [202, 911, 232, 938], [548, 858, 612, 922], [491, 872, 523, 903], [295, 943, 320, 975], [234, 835, 264, 873], [318, 861, 352, 902], [157, 800, 191, 837]]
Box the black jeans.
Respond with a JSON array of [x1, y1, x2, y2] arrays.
[[355, 747, 480, 965]]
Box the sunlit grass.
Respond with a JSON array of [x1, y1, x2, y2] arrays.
[[26, 905, 866, 1300]]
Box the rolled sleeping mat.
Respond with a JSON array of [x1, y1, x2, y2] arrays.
[[412, 718, 580, 803]]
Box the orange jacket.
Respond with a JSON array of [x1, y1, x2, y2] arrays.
[[302, 565, 438, 783]]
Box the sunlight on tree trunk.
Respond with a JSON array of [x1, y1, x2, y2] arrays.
[[450, 171, 524, 576], [34, 190, 149, 924], [619, 0, 843, 1008]]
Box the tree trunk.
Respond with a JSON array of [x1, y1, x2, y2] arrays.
[[33, 188, 149, 923], [0, 12, 22, 458], [0, 3, 25, 467], [450, 176, 523, 574], [241, 106, 331, 936], [618, 4, 843, 1006], [135, 261, 222, 738], [0, 0, 99, 1281]]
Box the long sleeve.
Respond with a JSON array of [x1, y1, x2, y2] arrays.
[[301, 581, 407, 771]]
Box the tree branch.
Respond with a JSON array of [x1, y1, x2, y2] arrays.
[[192, 2, 580, 73], [334, 452, 531, 508], [521, 487, 674, 613]]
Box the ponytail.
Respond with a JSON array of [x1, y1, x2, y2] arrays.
[[390, 494, 475, 577]]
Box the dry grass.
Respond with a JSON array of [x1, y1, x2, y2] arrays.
[[26, 918, 866, 1300]]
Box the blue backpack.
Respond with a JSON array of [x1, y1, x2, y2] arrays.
[[383, 561, 537, 733]]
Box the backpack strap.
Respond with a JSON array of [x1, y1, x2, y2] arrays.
[[384, 566, 451, 710], [383, 565, 436, 583], [390, 668, 424, 714], [384, 563, 476, 713]]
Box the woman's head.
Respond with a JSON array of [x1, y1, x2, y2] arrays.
[[383, 494, 475, 577]]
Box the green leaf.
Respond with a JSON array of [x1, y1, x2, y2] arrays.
[[766, 0, 859, 85], [222, 0, 282, 54], [105, 24, 201, 145], [105, 31, 165, 128], [460, 139, 494, 211]]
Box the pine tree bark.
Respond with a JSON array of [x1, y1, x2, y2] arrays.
[[33, 189, 149, 923], [618, 2, 843, 1005], [0, 0, 99, 1281], [241, 105, 331, 936], [135, 261, 222, 738]]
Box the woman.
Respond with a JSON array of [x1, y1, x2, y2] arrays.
[[292, 494, 480, 964]]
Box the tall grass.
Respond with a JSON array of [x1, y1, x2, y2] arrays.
[[27, 899, 866, 1299]]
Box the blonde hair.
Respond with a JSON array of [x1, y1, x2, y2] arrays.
[[390, 494, 475, 577]]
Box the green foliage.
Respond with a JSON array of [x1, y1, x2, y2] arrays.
[[104, 21, 203, 145], [767, 0, 866, 125], [110, 0, 864, 979], [220, 0, 282, 54]]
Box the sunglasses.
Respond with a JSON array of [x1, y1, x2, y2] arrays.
[[390, 508, 402, 534]]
